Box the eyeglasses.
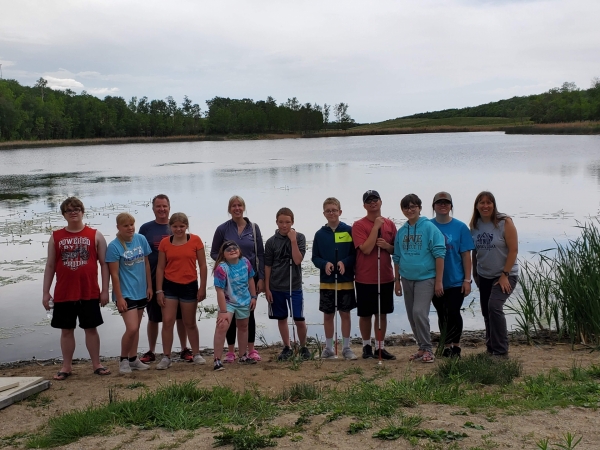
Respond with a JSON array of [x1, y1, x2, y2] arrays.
[[364, 198, 379, 204], [402, 205, 419, 211], [435, 200, 452, 206], [64, 208, 82, 214], [224, 245, 239, 253], [323, 209, 339, 214]]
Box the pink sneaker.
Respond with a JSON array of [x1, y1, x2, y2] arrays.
[[247, 349, 262, 361], [223, 352, 236, 363]]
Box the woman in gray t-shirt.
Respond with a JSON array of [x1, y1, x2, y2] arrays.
[[470, 191, 519, 356]]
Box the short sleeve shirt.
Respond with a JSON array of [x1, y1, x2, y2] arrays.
[[431, 218, 475, 288], [352, 216, 397, 284], [106, 233, 152, 301], [158, 234, 204, 284], [138, 221, 172, 278], [213, 257, 255, 307]]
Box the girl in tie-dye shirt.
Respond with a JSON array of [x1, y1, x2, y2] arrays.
[[211, 241, 258, 371]]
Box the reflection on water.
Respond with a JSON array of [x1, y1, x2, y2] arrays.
[[1, 132, 599, 362]]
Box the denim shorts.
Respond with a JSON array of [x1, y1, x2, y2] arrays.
[[163, 278, 198, 302]]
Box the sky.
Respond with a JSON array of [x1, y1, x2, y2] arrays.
[[1, 0, 599, 123]]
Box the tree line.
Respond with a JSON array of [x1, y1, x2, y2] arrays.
[[405, 79, 600, 124], [0, 78, 354, 141]]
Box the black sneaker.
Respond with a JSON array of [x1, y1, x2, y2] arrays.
[[213, 359, 224, 371], [140, 350, 155, 363], [362, 344, 374, 359], [376, 348, 396, 360], [442, 347, 453, 358], [277, 346, 293, 361], [300, 346, 311, 361], [451, 346, 462, 359], [238, 354, 257, 365]]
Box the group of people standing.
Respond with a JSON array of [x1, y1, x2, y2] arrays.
[[42, 189, 518, 379]]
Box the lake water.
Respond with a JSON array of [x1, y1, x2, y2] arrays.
[[1, 132, 599, 363]]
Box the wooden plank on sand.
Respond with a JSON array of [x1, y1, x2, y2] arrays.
[[0, 381, 50, 410]]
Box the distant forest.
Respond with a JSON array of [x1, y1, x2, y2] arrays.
[[405, 79, 600, 123], [0, 78, 355, 141]]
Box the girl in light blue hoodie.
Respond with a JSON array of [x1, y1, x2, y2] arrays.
[[393, 194, 446, 363]]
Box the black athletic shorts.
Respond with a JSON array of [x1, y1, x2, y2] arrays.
[[319, 289, 357, 314], [51, 299, 104, 330], [355, 281, 394, 317], [120, 298, 148, 311]]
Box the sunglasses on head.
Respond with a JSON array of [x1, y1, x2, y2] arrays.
[[223, 242, 239, 253]]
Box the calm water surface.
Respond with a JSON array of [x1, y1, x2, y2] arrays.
[[1, 132, 599, 362]]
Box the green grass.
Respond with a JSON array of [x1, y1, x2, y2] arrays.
[[353, 116, 525, 131], [435, 353, 523, 386], [509, 220, 600, 347], [24, 362, 600, 448], [213, 426, 276, 450]]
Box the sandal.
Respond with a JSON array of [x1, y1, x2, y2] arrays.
[[53, 371, 72, 381], [93, 366, 111, 376], [409, 351, 425, 362], [421, 351, 435, 363]]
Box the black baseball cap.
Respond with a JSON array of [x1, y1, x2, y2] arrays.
[[363, 190, 381, 203]]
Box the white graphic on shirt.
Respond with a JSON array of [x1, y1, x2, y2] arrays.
[[123, 246, 145, 266], [58, 237, 91, 271]]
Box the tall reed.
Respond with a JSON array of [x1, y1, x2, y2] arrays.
[[509, 220, 600, 347]]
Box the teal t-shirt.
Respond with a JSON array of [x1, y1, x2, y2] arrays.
[[106, 233, 152, 301], [431, 218, 475, 288]]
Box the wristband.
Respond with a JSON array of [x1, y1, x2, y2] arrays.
[[463, 279, 472, 283], [502, 271, 510, 277], [218, 310, 228, 314], [251, 295, 258, 299], [156, 290, 164, 294]]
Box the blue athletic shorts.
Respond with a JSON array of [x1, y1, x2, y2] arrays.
[[268, 290, 304, 321], [226, 302, 251, 320]]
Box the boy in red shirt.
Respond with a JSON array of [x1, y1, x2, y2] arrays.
[[353, 190, 397, 360], [42, 197, 111, 380]]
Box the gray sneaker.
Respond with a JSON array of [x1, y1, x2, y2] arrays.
[[342, 347, 358, 360], [320, 348, 337, 359], [119, 358, 132, 374], [193, 353, 206, 365], [156, 356, 172, 370], [129, 357, 149, 371]]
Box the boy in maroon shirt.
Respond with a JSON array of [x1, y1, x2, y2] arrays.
[[42, 197, 111, 380]]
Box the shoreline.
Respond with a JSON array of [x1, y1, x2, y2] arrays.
[[0, 328, 570, 369], [1, 123, 599, 150]]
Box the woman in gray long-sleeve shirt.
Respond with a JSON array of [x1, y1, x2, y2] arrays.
[[210, 195, 265, 362]]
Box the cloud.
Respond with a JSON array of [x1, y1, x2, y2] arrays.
[[0, 58, 16, 67], [44, 76, 84, 90], [87, 87, 120, 95]]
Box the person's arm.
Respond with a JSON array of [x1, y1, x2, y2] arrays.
[[472, 250, 479, 288], [215, 287, 230, 327], [460, 251, 472, 297], [288, 229, 304, 265], [248, 277, 257, 311], [197, 247, 208, 302], [156, 251, 166, 307], [145, 256, 153, 299], [108, 261, 127, 313], [311, 233, 329, 271], [394, 263, 402, 297], [376, 221, 395, 253], [210, 226, 224, 261], [358, 216, 384, 255], [96, 231, 109, 306], [497, 218, 518, 294], [264, 265, 273, 302], [434, 258, 444, 297], [255, 224, 265, 280], [42, 235, 56, 310]]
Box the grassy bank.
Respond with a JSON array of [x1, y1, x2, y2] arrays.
[[17, 355, 599, 449], [1, 119, 598, 151]]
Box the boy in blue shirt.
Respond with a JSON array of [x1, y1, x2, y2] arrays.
[[312, 197, 357, 360]]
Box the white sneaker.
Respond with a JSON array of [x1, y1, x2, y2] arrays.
[[342, 347, 358, 360], [119, 359, 132, 374], [129, 357, 150, 371], [320, 348, 337, 359], [193, 353, 206, 365], [156, 356, 172, 370]]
